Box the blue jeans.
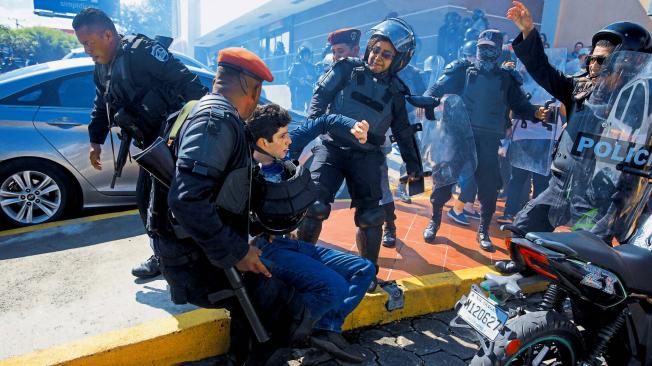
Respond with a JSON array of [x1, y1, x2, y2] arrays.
[[257, 237, 375, 332]]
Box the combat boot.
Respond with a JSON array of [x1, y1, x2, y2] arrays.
[[423, 212, 442, 244], [382, 221, 397, 248], [477, 224, 495, 252], [131, 255, 160, 278]]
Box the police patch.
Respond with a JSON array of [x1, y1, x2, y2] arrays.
[[151, 44, 169, 62]]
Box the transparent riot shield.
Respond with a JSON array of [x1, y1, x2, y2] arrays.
[[548, 51, 652, 243], [422, 94, 477, 189], [508, 48, 567, 176]]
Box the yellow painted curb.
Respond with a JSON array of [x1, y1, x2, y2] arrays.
[[0, 266, 519, 366], [0, 209, 138, 238], [0, 309, 230, 366]]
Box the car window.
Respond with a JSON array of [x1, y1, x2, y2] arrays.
[[57, 73, 95, 108], [199, 76, 212, 90], [16, 89, 43, 103], [0, 84, 47, 106]]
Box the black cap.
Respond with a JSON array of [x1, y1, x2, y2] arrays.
[[477, 29, 503, 49]]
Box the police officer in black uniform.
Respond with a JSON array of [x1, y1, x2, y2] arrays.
[[72, 8, 207, 278], [495, 1, 652, 272], [288, 46, 317, 112], [296, 18, 422, 291], [423, 29, 547, 251]]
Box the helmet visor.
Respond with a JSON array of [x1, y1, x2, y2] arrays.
[[370, 18, 415, 53]]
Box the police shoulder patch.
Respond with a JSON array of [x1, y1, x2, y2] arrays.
[[151, 44, 170, 62]]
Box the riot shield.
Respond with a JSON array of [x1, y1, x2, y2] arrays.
[[422, 94, 477, 189], [508, 48, 567, 176], [548, 51, 652, 243]]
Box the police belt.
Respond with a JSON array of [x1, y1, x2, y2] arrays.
[[159, 251, 202, 268]]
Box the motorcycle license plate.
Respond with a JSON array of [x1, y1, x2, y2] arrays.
[[457, 287, 508, 341]]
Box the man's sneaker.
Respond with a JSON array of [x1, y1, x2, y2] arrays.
[[463, 209, 481, 221], [382, 226, 397, 248], [423, 219, 440, 244], [496, 214, 514, 225], [131, 255, 160, 278], [396, 184, 412, 204], [309, 330, 366, 363], [477, 225, 495, 252], [447, 209, 470, 226]]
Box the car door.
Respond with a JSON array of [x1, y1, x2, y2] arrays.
[[32, 71, 139, 195]]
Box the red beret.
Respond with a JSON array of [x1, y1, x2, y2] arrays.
[[217, 47, 273, 82], [328, 28, 361, 46]]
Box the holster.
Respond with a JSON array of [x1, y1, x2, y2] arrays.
[[133, 137, 175, 188]]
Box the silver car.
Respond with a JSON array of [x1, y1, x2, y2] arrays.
[[0, 57, 306, 227]]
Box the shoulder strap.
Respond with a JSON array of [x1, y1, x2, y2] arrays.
[[167, 100, 199, 146]]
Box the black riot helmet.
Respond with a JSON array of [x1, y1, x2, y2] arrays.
[[298, 45, 311, 58], [365, 17, 416, 74], [249, 160, 318, 235], [592, 21, 652, 53], [461, 40, 477, 58]]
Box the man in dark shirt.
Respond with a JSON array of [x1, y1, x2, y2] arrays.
[[73, 8, 207, 278]]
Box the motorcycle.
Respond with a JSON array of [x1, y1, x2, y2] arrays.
[[451, 50, 652, 365]]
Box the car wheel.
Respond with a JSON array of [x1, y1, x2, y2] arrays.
[[0, 160, 75, 227]]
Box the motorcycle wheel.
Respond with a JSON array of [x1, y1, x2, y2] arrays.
[[470, 310, 584, 366]]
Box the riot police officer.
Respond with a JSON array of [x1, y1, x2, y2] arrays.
[[496, 1, 652, 272], [296, 18, 423, 291], [328, 28, 361, 61], [72, 8, 207, 278], [288, 46, 317, 112], [437, 12, 465, 64], [423, 29, 547, 251]]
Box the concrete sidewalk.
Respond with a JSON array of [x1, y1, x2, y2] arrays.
[[0, 212, 195, 360]]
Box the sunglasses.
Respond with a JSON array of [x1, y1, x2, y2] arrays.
[[371, 46, 395, 61], [587, 55, 608, 65]]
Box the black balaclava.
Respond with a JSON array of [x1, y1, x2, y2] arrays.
[[475, 44, 501, 72]]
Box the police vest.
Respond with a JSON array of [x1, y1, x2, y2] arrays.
[[96, 34, 171, 140], [461, 66, 511, 135], [324, 60, 405, 151], [170, 94, 316, 236]]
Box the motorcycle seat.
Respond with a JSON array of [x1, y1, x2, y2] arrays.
[[526, 230, 652, 295]]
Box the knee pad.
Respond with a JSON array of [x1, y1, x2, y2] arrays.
[[305, 201, 331, 220], [354, 207, 385, 228]]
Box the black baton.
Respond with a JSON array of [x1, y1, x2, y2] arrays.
[[224, 267, 270, 343]]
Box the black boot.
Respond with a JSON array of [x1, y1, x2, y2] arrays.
[[296, 217, 323, 244], [131, 255, 160, 278], [357, 228, 382, 293], [477, 224, 495, 252], [423, 212, 442, 244], [382, 221, 397, 248], [309, 330, 366, 363]]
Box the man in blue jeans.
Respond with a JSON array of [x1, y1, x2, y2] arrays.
[[247, 104, 375, 362]]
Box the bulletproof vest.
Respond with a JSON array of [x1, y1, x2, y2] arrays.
[[461, 66, 509, 135], [323, 62, 397, 151], [551, 75, 595, 175], [174, 94, 252, 237], [96, 34, 170, 140]]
